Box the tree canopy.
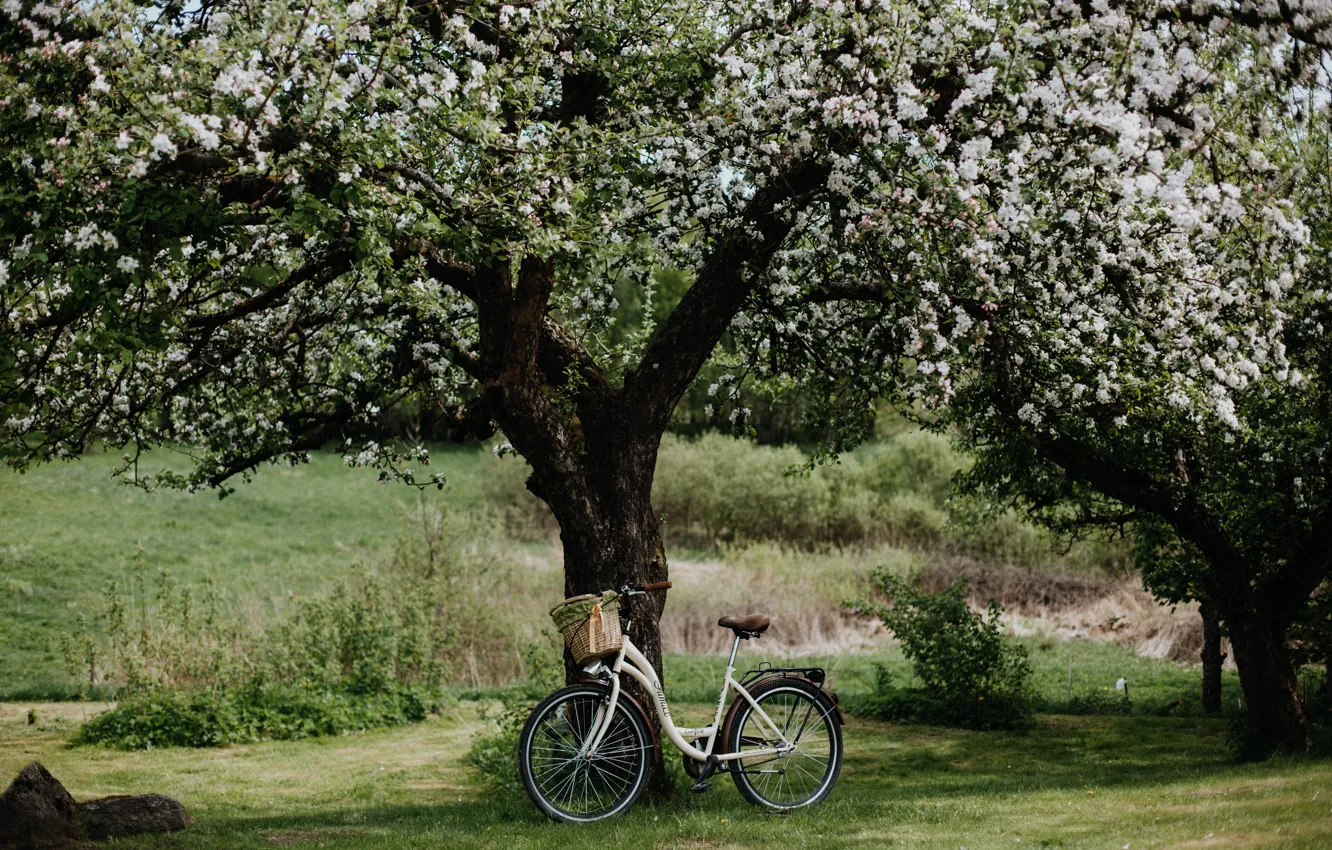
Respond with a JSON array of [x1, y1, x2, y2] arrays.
[[3, 0, 1326, 480]]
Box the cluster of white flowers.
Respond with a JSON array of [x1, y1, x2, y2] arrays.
[[0, 0, 1327, 487]]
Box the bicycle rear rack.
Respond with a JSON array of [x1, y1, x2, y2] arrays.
[[738, 661, 826, 688]]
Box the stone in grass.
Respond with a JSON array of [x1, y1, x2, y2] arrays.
[[77, 794, 191, 842], [77, 794, 191, 841], [0, 762, 84, 848], [0, 761, 191, 849]]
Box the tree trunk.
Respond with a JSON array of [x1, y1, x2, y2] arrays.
[[526, 432, 673, 795], [1222, 597, 1313, 755], [1322, 651, 1332, 715], [526, 433, 669, 683], [1199, 599, 1223, 715]]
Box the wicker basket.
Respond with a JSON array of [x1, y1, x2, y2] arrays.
[[552, 595, 624, 664]]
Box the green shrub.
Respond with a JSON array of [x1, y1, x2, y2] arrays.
[[653, 433, 832, 547], [848, 571, 1034, 729], [61, 501, 545, 749], [878, 492, 946, 547], [862, 430, 963, 504], [77, 683, 440, 749]]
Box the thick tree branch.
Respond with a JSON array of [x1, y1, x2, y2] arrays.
[[505, 256, 556, 385], [1036, 434, 1247, 599], [187, 248, 354, 332], [536, 317, 616, 411], [1260, 502, 1332, 626], [622, 158, 831, 435]]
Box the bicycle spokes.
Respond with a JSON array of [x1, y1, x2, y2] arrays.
[[731, 686, 840, 809], [522, 690, 649, 821]]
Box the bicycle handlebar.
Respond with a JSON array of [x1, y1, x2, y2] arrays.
[[619, 581, 672, 596]]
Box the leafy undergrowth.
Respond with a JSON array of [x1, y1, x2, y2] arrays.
[[75, 684, 444, 749], [5, 702, 1331, 850]]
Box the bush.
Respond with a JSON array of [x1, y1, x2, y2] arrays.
[[77, 682, 439, 749], [848, 570, 1034, 729], [62, 500, 547, 748], [862, 430, 963, 504], [653, 433, 833, 547], [878, 492, 946, 547]]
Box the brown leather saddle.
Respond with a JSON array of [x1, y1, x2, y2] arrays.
[[717, 614, 770, 637]]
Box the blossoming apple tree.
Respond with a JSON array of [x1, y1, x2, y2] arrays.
[[1, 0, 1329, 745]]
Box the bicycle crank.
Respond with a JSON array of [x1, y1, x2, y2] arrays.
[[689, 755, 723, 793]]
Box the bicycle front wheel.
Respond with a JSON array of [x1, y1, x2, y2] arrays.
[[726, 678, 842, 810], [518, 684, 652, 823]]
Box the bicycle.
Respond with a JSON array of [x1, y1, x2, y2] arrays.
[[518, 581, 844, 823]]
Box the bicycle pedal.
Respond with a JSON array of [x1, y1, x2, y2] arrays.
[[689, 754, 721, 793]]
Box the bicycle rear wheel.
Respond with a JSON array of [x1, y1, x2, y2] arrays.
[[726, 678, 842, 810], [518, 684, 652, 823]]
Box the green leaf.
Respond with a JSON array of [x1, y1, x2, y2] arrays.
[[246, 265, 280, 286]]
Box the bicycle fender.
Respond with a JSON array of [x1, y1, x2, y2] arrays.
[[575, 676, 662, 762], [755, 674, 845, 723], [720, 675, 845, 749]]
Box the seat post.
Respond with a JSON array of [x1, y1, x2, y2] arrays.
[[727, 634, 741, 671]]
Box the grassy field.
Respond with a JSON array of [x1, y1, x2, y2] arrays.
[[664, 637, 1244, 716], [4, 702, 1330, 850], [0, 447, 491, 698], [2, 446, 1241, 714], [2, 447, 1322, 848]]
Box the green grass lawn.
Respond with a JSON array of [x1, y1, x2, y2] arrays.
[[665, 638, 1243, 718], [4, 702, 1329, 849], [0, 447, 491, 698]]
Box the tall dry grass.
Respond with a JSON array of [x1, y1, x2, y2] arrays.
[[916, 558, 1223, 665]]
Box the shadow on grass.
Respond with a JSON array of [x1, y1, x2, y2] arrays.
[[142, 715, 1250, 849], [843, 714, 1236, 802]]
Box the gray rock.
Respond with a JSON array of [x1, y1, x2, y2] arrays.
[[0, 762, 191, 848], [0, 762, 85, 849], [77, 794, 191, 841]]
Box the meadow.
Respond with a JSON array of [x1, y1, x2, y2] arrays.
[[2, 437, 1324, 850], [2, 439, 1230, 712], [0, 447, 489, 698], [5, 702, 1330, 850]]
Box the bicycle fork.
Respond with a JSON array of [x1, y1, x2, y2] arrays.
[[578, 672, 621, 759]]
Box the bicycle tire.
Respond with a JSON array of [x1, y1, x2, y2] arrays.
[[518, 684, 652, 823], [725, 677, 842, 810]]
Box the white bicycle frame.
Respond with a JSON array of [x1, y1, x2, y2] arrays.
[[578, 632, 793, 763]]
